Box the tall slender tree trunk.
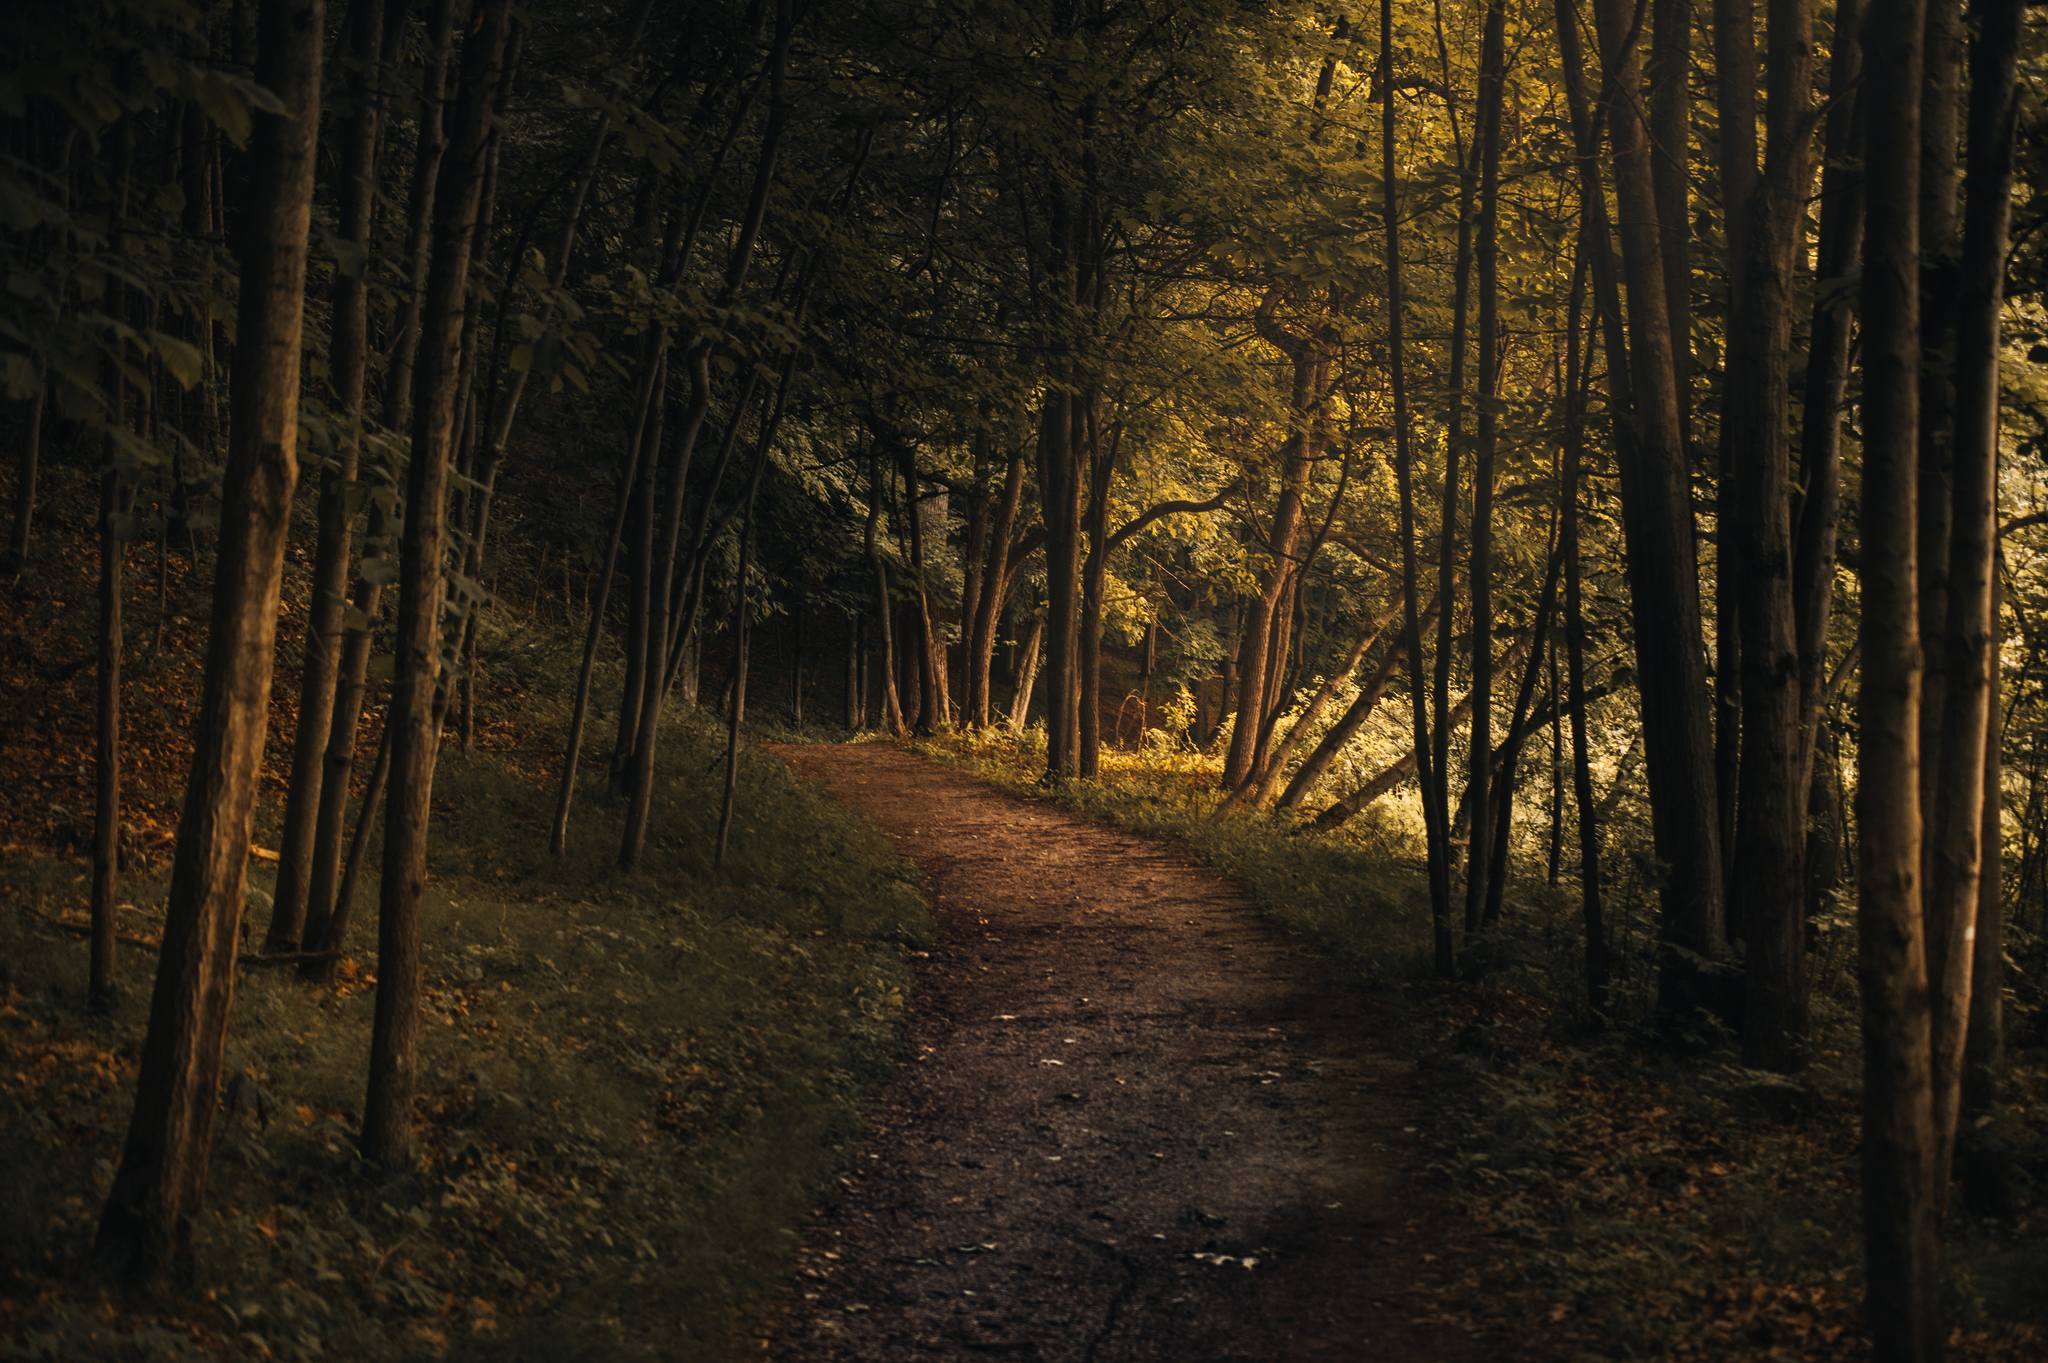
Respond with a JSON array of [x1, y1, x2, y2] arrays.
[[94, 0, 322, 1279], [1724, 0, 1818, 1073], [1711, 0, 1762, 900], [1038, 379, 1082, 778], [549, 361, 659, 855], [1650, 0, 1691, 425], [92, 398, 127, 1013], [1562, 243, 1606, 1009], [1431, 3, 1477, 878], [866, 448, 905, 735], [1930, 0, 2022, 1205], [362, 0, 510, 1169], [1916, 0, 1966, 894], [1384, 6, 1449, 975], [1856, 0, 1942, 1352], [268, 0, 387, 950], [1794, 0, 1866, 803], [299, 0, 455, 971], [1586, 0, 1727, 1014], [1464, 0, 1508, 936]]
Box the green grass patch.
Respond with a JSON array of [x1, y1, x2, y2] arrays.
[[0, 709, 929, 1362]]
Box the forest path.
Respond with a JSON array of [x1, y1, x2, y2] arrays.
[[744, 742, 1483, 1363]]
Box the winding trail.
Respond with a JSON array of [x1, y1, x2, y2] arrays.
[[748, 743, 1482, 1362]]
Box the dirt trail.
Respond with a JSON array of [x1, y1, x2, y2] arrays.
[[748, 743, 1482, 1362]]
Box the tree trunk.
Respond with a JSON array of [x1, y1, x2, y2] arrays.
[[1856, 0, 1943, 1352], [1929, 0, 2022, 1205], [1272, 623, 1421, 815], [1384, 0, 1452, 975], [268, 0, 387, 951], [1723, 0, 1818, 1073], [1650, 0, 1691, 423], [866, 449, 905, 735], [1794, 0, 1867, 802], [1008, 613, 1044, 730], [1231, 598, 1402, 812], [1562, 245, 1605, 1010], [1311, 636, 1534, 832], [1710, 0, 1761, 905], [1038, 382, 1082, 778], [91, 402, 128, 1013], [1482, 541, 1564, 929], [1585, 0, 1727, 1014], [548, 359, 658, 855], [1916, 0, 1966, 891], [966, 443, 1027, 727], [845, 613, 862, 729], [94, 0, 321, 1280], [361, 0, 509, 1169], [1223, 330, 1316, 792], [1464, 0, 1508, 937]]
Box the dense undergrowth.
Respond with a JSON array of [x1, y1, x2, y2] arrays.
[[913, 725, 2048, 1363], [0, 481, 931, 1362]]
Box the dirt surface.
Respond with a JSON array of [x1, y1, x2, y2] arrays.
[[746, 743, 1485, 1363]]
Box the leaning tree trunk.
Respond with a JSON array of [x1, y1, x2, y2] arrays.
[[966, 444, 1027, 727], [361, 0, 510, 1170], [1009, 613, 1044, 731], [1855, 0, 1943, 1355], [93, 0, 322, 1281]]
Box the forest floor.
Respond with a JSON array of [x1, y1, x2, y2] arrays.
[[745, 742, 1500, 1362]]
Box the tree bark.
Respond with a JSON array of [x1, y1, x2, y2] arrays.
[[1856, 0, 1943, 1352], [1722, 0, 1818, 1073], [1562, 245, 1606, 1010], [361, 0, 510, 1169], [1929, 0, 2022, 1205], [268, 0, 387, 950], [1794, 0, 1867, 803], [94, 0, 321, 1281], [966, 442, 1027, 728], [298, 0, 455, 967], [1232, 599, 1403, 812], [1586, 0, 1728, 1014], [866, 447, 905, 735], [1272, 615, 1427, 815], [1009, 613, 1044, 730], [1464, 0, 1509, 936]]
